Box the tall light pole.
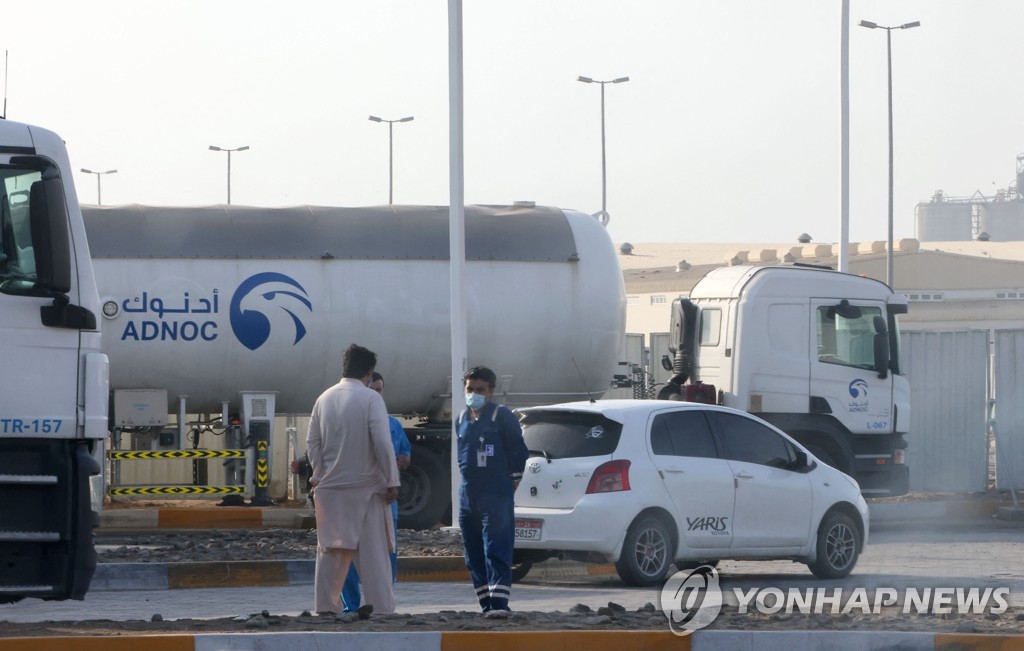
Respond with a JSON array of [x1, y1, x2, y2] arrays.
[[577, 75, 629, 226], [368, 115, 414, 204], [80, 168, 117, 206], [859, 19, 920, 288], [208, 145, 250, 205]]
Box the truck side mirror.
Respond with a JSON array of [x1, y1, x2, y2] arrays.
[[873, 315, 889, 379], [30, 178, 72, 294], [667, 298, 697, 385], [831, 299, 862, 320]]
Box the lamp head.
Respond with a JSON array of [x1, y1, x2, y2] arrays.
[[858, 20, 878, 29]]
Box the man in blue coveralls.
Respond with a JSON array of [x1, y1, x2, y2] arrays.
[[341, 371, 411, 613], [457, 366, 529, 617]]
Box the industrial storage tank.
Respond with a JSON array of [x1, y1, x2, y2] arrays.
[[82, 204, 626, 418], [979, 201, 1024, 241], [914, 200, 974, 241]]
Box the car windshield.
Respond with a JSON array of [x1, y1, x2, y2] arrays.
[[520, 411, 622, 459]]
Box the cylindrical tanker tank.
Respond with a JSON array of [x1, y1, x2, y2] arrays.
[[83, 204, 626, 418]]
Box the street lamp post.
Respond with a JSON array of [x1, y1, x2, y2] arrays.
[[577, 75, 629, 226], [859, 19, 920, 288], [80, 168, 117, 206], [208, 145, 250, 205], [369, 115, 414, 204]]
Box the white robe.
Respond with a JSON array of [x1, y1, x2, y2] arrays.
[[307, 377, 400, 613]]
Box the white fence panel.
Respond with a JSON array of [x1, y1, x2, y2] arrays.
[[902, 330, 989, 492], [994, 330, 1024, 492]]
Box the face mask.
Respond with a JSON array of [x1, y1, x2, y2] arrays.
[[465, 393, 486, 410]]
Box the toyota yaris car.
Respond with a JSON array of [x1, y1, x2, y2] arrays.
[[513, 400, 869, 586]]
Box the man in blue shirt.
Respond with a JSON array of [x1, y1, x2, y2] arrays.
[[457, 366, 528, 616], [341, 371, 411, 612]]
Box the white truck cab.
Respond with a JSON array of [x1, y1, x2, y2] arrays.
[[660, 264, 909, 496], [0, 120, 108, 601]]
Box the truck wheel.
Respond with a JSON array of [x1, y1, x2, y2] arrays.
[[397, 444, 451, 530], [615, 515, 674, 586], [807, 511, 860, 579]]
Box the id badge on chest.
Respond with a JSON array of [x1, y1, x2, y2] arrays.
[[476, 436, 487, 468]]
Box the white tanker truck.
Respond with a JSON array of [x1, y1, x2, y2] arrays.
[[84, 203, 626, 527]]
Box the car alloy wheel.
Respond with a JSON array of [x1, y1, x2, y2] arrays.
[[808, 511, 860, 579], [615, 515, 673, 586]]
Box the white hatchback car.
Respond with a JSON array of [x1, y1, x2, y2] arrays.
[[513, 400, 869, 586]]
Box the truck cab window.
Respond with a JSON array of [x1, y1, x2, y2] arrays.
[[0, 167, 41, 284], [699, 308, 721, 346], [816, 304, 882, 370]]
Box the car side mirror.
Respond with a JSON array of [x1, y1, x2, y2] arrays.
[[793, 449, 812, 471]]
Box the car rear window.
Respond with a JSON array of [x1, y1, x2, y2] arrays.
[[520, 411, 623, 459]]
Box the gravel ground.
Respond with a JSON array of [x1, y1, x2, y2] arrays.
[[96, 527, 463, 563], [70, 526, 1023, 638], [2, 602, 1021, 638]]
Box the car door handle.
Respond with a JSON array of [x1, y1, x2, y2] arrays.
[[664, 469, 685, 474], [735, 471, 754, 479]]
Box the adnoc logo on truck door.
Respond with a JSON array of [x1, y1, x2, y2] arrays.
[[229, 272, 313, 350], [111, 272, 313, 350]]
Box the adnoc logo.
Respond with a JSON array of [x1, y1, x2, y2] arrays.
[[659, 565, 723, 636], [229, 272, 313, 351], [849, 379, 869, 399]]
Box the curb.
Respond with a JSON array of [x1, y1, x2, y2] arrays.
[[1, 630, 1023, 650], [98, 500, 1015, 531], [99, 508, 309, 530], [91, 557, 615, 591]]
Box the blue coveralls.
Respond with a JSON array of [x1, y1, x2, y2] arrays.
[[341, 415, 411, 612], [457, 401, 528, 612]]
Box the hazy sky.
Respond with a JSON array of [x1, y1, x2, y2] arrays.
[[5, 1, 1022, 244]]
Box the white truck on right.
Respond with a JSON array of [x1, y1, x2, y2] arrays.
[[658, 263, 910, 496]]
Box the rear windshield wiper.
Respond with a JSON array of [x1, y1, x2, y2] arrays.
[[527, 448, 552, 463]]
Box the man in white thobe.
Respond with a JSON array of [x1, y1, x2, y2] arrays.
[[307, 344, 401, 615]]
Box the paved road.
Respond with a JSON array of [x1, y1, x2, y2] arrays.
[[2, 519, 1021, 623]]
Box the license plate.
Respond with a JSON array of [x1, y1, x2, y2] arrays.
[[514, 518, 543, 541]]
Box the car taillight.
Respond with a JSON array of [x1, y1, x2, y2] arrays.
[[893, 449, 906, 465], [586, 459, 631, 494]]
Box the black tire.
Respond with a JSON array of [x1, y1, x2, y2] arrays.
[[674, 558, 719, 573], [808, 511, 860, 579], [615, 515, 674, 586], [397, 444, 451, 530]]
